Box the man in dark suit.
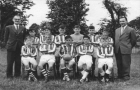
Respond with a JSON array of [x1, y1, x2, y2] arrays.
[[115, 16, 136, 81], [4, 15, 26, 78]]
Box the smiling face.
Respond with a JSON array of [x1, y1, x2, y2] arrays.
[[41, 28, 51, 35], [74, 28, 81, 34], [119, 17, 127, 27], [102, 31, 109, 39], [59, 28, 65, 35], [13, 15, 21, 25], [83, 37, 90, 44]]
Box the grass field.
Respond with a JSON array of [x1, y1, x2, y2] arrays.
[[0, 49, 140, 90]]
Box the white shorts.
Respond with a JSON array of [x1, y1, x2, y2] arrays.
[[21, 57, 37, 66], [98, 57, 113, 69], [78, 55, 93, 67], [38, 54, 55, 66], [60, 58, 75, 64]]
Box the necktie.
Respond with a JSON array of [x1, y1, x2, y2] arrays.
[[16, 25, 19, 30]]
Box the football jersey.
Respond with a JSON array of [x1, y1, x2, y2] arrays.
[[60, 44, 75, 56], [21, 45, 37, 57], [78, 44, 94, 55], [40, 34, 55, 44], [39, 43, 56, 54], [98, 36, 113, 45], [98, 45, 113, 57], [24, 36, 39, 45], [88, 34, 98, 43], [54, 34, 66, 44]]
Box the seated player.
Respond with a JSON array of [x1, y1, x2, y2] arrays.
[[78, 35, 94, 83], [38, 35, 56, 82], [21, 40, 38, 81], [97, 43, 114, 82], [59, 35, 76, 81]]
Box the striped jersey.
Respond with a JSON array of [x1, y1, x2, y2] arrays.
[[21, 45, 37, 57], [24, 36, 39, 45], [60, 44, 75, 56], [78, 44, 94, 55], [88, 34, 98, 43], [40, 34, 55, 44], [97, 45, 114, 57], [97, 36, 113, 45], [54, 34, 66, 44], [39, 43, 56, 54]]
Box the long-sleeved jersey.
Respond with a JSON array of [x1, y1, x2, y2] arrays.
[[24, 36, 39, 45], [54, 34, 66, 45], [59, 44, 76, 57], [78, 44, 94, 55], [88, 34, 99, 43], [21, 45, 37, 57], [39, 43, 56, 54], [40, 34, 55, 44], [97, 45, 114, 58], [97, 36, 113, 45]]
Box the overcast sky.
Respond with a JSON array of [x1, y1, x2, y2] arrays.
[[25, 0, 140, 30]]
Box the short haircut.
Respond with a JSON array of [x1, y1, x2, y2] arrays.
[[119, 16, 128, 21], [83, 35, 90, 39], [74, 25, 80, 29], [65, 35, 72, 40], [59, 25, 65, 29], [89, 25, 95, 29]]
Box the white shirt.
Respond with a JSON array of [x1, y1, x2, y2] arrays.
[[14, 24, 19, 30], [121, 25, 127, 35]]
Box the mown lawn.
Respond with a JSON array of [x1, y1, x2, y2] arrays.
[[0, 49, 140, 90]]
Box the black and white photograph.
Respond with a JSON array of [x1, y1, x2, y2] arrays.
[[0, 0, 140, 90]]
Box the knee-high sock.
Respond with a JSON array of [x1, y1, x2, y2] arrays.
[[64, 72, 69, 78], [47, 70, 51, 77], [25, 68, 31, 76], [61, 67, 67, 73], [29, 71, 37, 81], [41, 69, 48, 78], [82, 70, 89, 80]]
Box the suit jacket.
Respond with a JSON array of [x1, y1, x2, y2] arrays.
[[115, 26, 136, 54], [4, 25, 26, 51]]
